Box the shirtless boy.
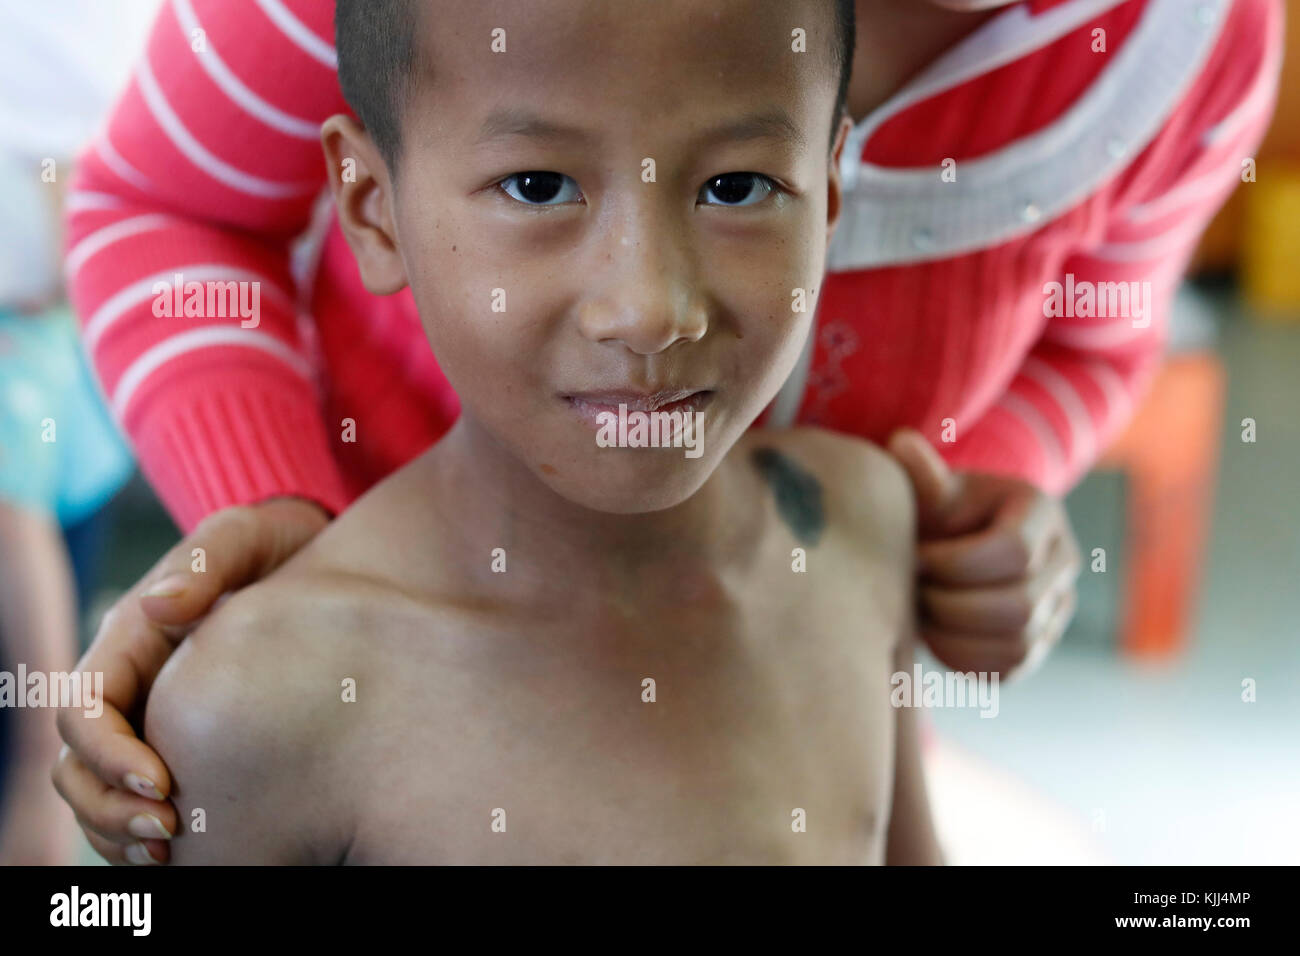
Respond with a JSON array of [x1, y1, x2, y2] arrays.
[[143, 0, 941, 864]]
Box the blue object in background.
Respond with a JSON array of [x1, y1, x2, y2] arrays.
[[0, 304, 134, 527]]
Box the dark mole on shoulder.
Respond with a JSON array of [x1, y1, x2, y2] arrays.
[[750, 447, 825, 546]]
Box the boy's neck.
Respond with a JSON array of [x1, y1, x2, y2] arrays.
[[409, 415, 764, 608]]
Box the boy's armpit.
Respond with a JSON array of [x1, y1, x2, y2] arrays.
[[142, 586, 351, 864]]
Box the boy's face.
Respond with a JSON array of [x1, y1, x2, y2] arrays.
[[326, 0, 850, 514]]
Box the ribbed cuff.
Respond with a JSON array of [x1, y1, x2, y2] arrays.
[[126, 364, 352, 533]]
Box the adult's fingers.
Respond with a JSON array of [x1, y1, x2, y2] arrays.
[[917, 628, 1027, 675], [52, 745, 177, 843], [885, 429, 966, 533], [919, 570, 1079, 678], [53, 499, 329, 863], [52, 748, 173, 865], [58, 498, 329, 797], [918, 531, 1080, 635], [1017, 585, 1077, 677], [137, 498, 329, 629], [56, 606, 174, 802], [81, 826, 166, 866], [917, 489, 1062, 585]]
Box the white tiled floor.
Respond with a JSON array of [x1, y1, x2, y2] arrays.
[[926, 293, 1300, 865]]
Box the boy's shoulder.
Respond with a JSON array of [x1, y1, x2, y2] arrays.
[[741, 426, 917, 652], [742, 425, 916, 550], [147, 559, 425, 736], [143, 564, 417, 862]]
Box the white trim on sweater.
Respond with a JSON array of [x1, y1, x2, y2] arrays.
[[827, 0, 1231, 270], [841, 0, 1135, 177]]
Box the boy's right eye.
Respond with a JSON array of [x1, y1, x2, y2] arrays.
[[497, 171, 583, 206]]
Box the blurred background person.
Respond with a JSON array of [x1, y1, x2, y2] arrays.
[[0, 0, 157, 863]]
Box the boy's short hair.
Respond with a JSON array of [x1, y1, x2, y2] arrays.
[[336, 0, 856, 170]]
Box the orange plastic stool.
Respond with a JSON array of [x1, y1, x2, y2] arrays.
[[1094, 353, 1226, 657]]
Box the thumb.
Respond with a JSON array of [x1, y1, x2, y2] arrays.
[[138, 498, 329, 629], [886, 428, 962, 528]]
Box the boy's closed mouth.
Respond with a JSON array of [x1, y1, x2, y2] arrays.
[[563, 389, 713, 426]]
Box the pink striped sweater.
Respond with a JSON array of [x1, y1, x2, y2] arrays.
[[66, 0, 1282, 532]]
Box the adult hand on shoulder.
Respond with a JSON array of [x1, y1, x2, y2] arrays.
[[51, 496, 331, 864], [886, 428, 1081, 678]]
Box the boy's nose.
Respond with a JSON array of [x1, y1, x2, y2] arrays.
[[576, 232, 708, 355]]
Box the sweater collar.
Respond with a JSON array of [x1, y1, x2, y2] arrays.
[[830, 0, 1231, 268]]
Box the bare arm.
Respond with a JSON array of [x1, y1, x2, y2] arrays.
[[885, 639, 943, 866], [854, 437, 942, 865], [828, 431, 943, 864], [142, 589, 347, 865]]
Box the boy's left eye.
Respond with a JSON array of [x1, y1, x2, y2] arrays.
[[699, 172, 776, 207]]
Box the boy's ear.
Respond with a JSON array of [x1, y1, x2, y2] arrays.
[[320, 115, 408, 295], [826, 113, 854, 247]]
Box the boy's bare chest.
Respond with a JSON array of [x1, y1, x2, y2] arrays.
[[343, 561, 901, 865]]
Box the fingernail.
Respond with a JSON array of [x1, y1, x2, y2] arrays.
[[144, 574, 189, 599], [124, 772, 164, 800], [129, 813, 173, 840], [125, 842, 160, 865]]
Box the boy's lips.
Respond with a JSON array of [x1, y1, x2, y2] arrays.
[[562, 389, 713, 426]]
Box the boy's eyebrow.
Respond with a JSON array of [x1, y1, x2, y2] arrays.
[[475, 107, 807, 151], [476, 108, 595, 146], [694, 110, 807, 152]]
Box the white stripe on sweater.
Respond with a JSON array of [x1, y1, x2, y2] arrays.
[[252, 0, 337, 69], [1021, 356, 1096, 467], [112, 325, 314, 419], [65, 214, 181, 279], [1044, 317, 1151, 351], [135, 57, 316, 199], [1080, 359, 1131, 423], [1086, 222, 1199, 263], [66, 191, 126, 213], [998, 392, 1065, 480], [94, 134, 153, 192], [173, 0, 322, 140], [1126, 152, 1247, 224], [84, 264, 292, 351]]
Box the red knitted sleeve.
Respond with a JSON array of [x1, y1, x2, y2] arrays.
[[941, 0, 1282, 493], [65, 0, 352, 531]]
